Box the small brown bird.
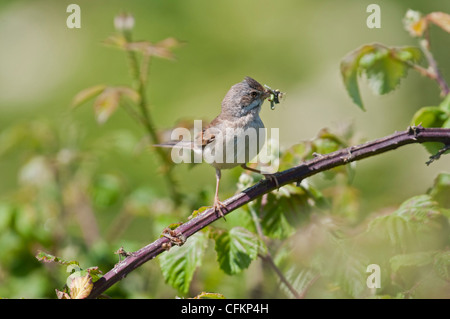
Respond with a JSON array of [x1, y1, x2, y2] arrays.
[[155, 77, 278, 218]]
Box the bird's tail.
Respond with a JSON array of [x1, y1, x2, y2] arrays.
[[153, 140, 194, 149]]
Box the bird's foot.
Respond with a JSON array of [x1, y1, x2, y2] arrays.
[[213, 198, 228, 221], [263, 173, 280, 189]]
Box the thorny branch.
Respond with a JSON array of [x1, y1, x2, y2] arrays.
[[87, 126, 450, 298]]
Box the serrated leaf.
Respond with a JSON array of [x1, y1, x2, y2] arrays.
[[259, 188, 310, 239], [390, 251, 435, 273], [71, 84, 107, 108], [69, 274, 93, 299], [341, 44, 378, 110], [159, 232, 208, 294], [341, 44, 421, 109], [192, 292, 226, 299], [36, 251, 80, 267], [214, 227, 260, 275], [428, 173, 450, 209], [394, 195, 442, 222], [365, 215, 414, 251], [281, 268, 317, 298], [433, 250, 450, 280], [364, 50, 409, 95]]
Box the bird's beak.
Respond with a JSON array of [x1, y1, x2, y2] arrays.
[[262, 90, 271, 100]]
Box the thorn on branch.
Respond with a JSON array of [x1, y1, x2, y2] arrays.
[[114, 246, 134, 262], [407, 124, 423, 139], [426, 144, 450, 166], [161, 227, 186, 248]]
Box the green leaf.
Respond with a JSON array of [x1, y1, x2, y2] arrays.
[[281, 267, 317, 298], [363, 195, 448, 252], [159, 232, 208, 294], [363, 50, 408, 95], [390, 251, 435, 273], [341, 44, 377, 110], [433, 250, 450, 280], [411, 106, 448, 128], [394, 195, 442, 222], [428, 173, 450, 209], [341, 44, 421, 109], [192, 292, 226, 299], [258, 186, 311, 239], [214, 227, 260, 275], [439, 93, 450, 114]]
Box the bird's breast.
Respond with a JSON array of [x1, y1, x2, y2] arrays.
[[203, 115, 266, 169]]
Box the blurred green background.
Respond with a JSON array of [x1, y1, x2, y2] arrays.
[[0, 0, 449, 298]]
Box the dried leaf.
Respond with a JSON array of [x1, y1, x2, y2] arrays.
[[69, 274, 93, 299], [55, 289, 71, 299], [36, 251, 80, 267]]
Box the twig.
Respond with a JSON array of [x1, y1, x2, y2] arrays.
[[249, 203, 301, 299], [87, 126, 450, 298], [122, 30, 182, 205], [259, 254, 302, 299], [419, 29, 449, 96]]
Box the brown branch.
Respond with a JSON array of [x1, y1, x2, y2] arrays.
[[87, 126, 450, 298], [419, 29, 449, 96]]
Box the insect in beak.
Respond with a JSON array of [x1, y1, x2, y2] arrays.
[[264, 84, 285, 110]]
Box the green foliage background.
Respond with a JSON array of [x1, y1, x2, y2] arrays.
[[0, 0, 449, 298]]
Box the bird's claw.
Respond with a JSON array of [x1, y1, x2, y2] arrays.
[[213, 199, 228, 221], [264, 173, 280, 189]]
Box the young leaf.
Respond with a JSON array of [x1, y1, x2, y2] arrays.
[[259, 186, 311, 239], [36, 251, 80, 267], [341, 44, 422, 109], [426, 12, 450, 34], [159, 232, 208, 294], [439, 93, 450, 114], [362, 49, 409, 95], [192, 292, 226, 299], [94, 88, 121, 124], [213, 227, 260, 275], [433, 250, 450, 280], [411, 106, 448, 128], [340, 44, 377, 110], [390, 251, 435, 273], [281, 267, 317, 299], [428, 173, 450, 209], [71, 84, 107, 108]]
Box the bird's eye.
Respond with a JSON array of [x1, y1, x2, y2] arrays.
[[250, 91, 258, 98]]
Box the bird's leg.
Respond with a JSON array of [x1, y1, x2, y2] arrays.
[[241, 164, 280, 188], [213, 168, 228, 220]]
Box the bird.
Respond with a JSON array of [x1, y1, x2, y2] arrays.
[[155, 76, 278, 219]]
